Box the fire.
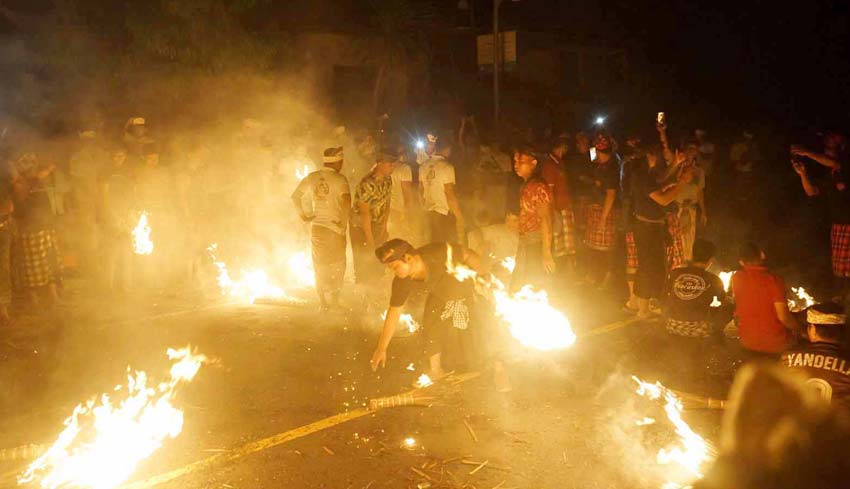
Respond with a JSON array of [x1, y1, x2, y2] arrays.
[[709, 296, 721, 308], [287, 251, 315, 288], [788, 286, 815, 312], [381, 310, 421, 333], [295, 164, 311, 181], [18, 347, 207, 489], [718, 271, 732, 292], [633, 376, 712, 487], [416, 374, 433, 388], [131, 212, 153, 255], [445, 246, 575, 351], [208, 244, 292, 304], [501, 256, 516, 273]]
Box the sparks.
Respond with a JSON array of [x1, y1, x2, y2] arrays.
[[633, 376, 712, 487], [18, 347, 207, 489], [131, 212, 153, 256]]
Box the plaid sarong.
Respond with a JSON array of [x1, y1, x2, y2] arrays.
[[665, 212, 685, 271], [831, 223, 850, 278], [11, 229, 62, 289], [665, 317, 711, 338], [625, 231, 638, 275], [583, 204, 618, 251], [553, 209, 576, 257]]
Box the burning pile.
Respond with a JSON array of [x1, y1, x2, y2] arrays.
[[632, 376, 714, 489], [788, 286, 815, 313], [446, 246, 576, 351], [131, 212, 153, 256], [208, 244, 292, 304], [19, 347, 207, 489]]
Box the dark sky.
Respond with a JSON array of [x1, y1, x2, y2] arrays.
[[507, 0, 850, 127]]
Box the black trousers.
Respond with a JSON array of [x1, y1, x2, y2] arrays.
[[633, 219, 667, 300]]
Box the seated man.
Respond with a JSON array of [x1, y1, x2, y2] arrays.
[[731, 242, 798, 356], [663, 239, 731, 338], [782, 302, 850, 410]]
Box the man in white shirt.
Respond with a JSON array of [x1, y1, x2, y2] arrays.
[[420, 140, 465, 243], [387, 156, 416, 243], [291, 147, 351, 310]]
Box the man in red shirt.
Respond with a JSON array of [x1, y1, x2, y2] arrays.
[[731, 242, 799, 355], [541, 137, 576, 269]]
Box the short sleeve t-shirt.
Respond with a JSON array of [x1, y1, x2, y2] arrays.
[[589, 157, 620, 205], [389, 242, 471, 308], [731, 265, 790, 353], [783, 342, 850, 410], [518, 180, 552, 236], [541, 155, 571, 211], [390, 163, 413, 213], [420, 156, 456, 215], [664, 266, 725, 323], [352, 172, 392, 226], [631, 166, 667, 221], [294, 168, 350, 235]]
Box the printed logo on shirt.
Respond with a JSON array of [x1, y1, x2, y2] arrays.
[[672, 273, 707, 300], [316, 178, 330, 200]]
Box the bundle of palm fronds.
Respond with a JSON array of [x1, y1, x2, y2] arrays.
[[670, 388, 727, 410], [368, 391, 438, 410], [0, 444, 45, 462]]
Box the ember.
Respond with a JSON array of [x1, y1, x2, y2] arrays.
[[18, 347, 207, 489]]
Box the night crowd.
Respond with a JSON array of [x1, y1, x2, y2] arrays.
[[0, 111, 848, 406]]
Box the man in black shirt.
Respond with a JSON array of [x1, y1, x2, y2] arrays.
[[370, 239, 510, 391], [663, 239, 730, 337], [783, 302, 850, 411]]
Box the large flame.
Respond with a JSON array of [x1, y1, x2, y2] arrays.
[[287, 251, 315, 288], [18, 347, 207, 489], [788, 286, 815, 312], [131, 212, 154, 256], [208, 244, 290, 304], [501, 256, 516, 274], [445, 246, 575, 351], [717, 271, 732, 292], [633, 376, 712, 488]]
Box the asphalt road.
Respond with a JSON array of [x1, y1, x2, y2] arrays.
[[0, 279, 743, 489]]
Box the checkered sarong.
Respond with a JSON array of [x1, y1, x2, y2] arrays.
[[665, 212, 685, 271], [583, 204, 618, 251], [625, 231, 638, 275], [440, 298, 470, 330], [553, 209, 576, 257], [665, 317, 712, 338], [831, 223, 850, 278], [12, 229, 62, 289]]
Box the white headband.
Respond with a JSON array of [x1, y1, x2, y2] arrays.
[[323, 153, 343, 163], [808, 308, 846, 325]]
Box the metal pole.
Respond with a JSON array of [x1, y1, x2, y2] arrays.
[[493, 0, 501, 129]]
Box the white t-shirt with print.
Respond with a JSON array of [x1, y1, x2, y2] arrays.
[[675, 166, 705, 204], [294, 168, 350, 235], [420, 156, 456, 216]]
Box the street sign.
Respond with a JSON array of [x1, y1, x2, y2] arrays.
[[477, 30, 516, 67]]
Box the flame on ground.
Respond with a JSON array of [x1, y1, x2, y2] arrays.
[[416, 374, 433, 388], [287, 251, 316, 288], [633, 376, 712, 488], [208, 244, 292, 304], [788, 286, 815, 312], [446, 246, 575, 351], [718, 271, 732, 292], [18, 347, 207, 489], [709, 296, 721, 308], [131, 212, 154, 256], [501, 256, 516, 273]]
